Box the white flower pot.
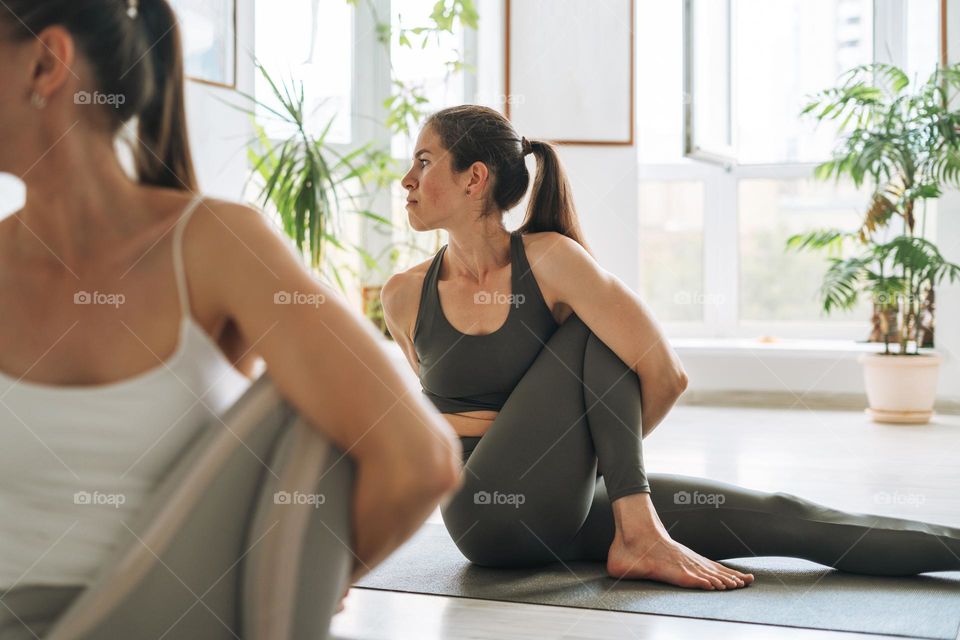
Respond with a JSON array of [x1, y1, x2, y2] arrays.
[[858, 352, 943, 424]]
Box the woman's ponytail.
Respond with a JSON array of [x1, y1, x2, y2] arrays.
[[134, 0, 197, 191], [518, 139, 591, 255]]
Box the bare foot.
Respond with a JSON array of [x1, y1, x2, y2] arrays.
[[607, 529, 755, 590]]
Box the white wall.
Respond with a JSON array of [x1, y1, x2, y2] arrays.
[[183, 0, 255, 200], [936, 0, 960, 403]]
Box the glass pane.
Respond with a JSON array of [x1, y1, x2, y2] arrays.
[[636, 0, 685, 163], [390, 0, 467, 159], [739, 178, 874, 324], [734, 0, 873, 164], [639, 181, 705, 322], [691, 0, 733, 154], [905, 0, 940, 86], [254, 0, 353, 144]]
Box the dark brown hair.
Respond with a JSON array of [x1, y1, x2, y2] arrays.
[[425, 105, 591, 255], [1, 0, 197, 191]]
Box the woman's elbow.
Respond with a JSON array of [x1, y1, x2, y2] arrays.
[[674, 369, 689, 396]]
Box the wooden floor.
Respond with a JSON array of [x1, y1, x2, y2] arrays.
[[331, 405, 960, 640]]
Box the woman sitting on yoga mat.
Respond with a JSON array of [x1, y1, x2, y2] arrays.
[[381, 104, 960, 590], [0, 0, 461, 632]]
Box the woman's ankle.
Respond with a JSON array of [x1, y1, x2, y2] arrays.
[[611, 492, 667, 543]]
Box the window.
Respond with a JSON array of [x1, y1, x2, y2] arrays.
[[389, 0, 470, 158], [738, 178, 873, 323], [254, 0, 354, 144], [733, 0, 873, 165], [638, 181, 705, 322], [685, 0, 874, 166], [251, 0, 479, 293], [389, 0, 472, 256], [638, 0, 942, 340]]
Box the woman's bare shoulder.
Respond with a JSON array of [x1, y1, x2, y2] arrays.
[[381, 254, 435, 334]]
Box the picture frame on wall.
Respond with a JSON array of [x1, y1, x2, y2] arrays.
[[504, 0, 634, 145], [169, 0, 237, 89]]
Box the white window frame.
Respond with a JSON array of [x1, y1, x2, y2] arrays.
[[649, 0, 915, 341]]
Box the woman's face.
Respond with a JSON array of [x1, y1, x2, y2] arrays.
[[401, 124, 479, 232]]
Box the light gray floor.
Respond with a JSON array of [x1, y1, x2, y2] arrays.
[[331, 405, 960, 640]]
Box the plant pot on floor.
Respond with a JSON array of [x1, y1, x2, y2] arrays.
[[858, 352, 943, 424]]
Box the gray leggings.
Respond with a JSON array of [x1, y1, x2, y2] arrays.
[[441, 314, 960, 576]]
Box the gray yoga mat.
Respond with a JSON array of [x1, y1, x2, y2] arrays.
[[354, 523, 960, 639]]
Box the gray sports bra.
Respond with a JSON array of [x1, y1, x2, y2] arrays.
[[412, 231, 560, 414]]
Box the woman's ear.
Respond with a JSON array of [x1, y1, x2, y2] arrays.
[[29, 25, 76, 102], [464, 160, 490, 198]]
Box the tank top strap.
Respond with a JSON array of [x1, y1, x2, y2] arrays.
[[413, 244, 448, 341], [510, 230, 533, 291], [172, 194, 206, 318], [510, 230, 557, 325]]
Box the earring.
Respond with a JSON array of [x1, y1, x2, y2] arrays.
[[30, 92, 47, 109]]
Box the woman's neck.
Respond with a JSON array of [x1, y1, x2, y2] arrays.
[[10, 129, 149, 269], [444, 221, 512, 284]]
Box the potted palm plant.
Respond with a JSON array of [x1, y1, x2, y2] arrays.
[[790, 62, 960, 424]]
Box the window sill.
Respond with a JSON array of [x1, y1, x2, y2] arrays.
[[670, 337, 891, 358]]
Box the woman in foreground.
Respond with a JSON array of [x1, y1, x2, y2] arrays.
[[382, 104, 960, 590], [0, 0, 461, 635]]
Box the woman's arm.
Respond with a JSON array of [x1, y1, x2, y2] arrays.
[[527, 233, 689, 437], [188, 201, 463, 581], [380, 270, 422, 377]]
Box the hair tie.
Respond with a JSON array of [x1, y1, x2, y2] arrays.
[[520, 136, 533, 157], [126, 0, 139, 19]]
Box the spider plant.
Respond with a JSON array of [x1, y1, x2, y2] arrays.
[[787, 62, 960, 352]]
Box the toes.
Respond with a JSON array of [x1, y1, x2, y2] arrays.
[[711, 561, 751, 586], [718, 572, 740, 588], [720, 569, 744, 587], [689, 572, 715, 590], [699, 570, 726, 590]]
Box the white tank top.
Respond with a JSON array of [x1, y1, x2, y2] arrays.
[[0, 194, 253, 588]]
